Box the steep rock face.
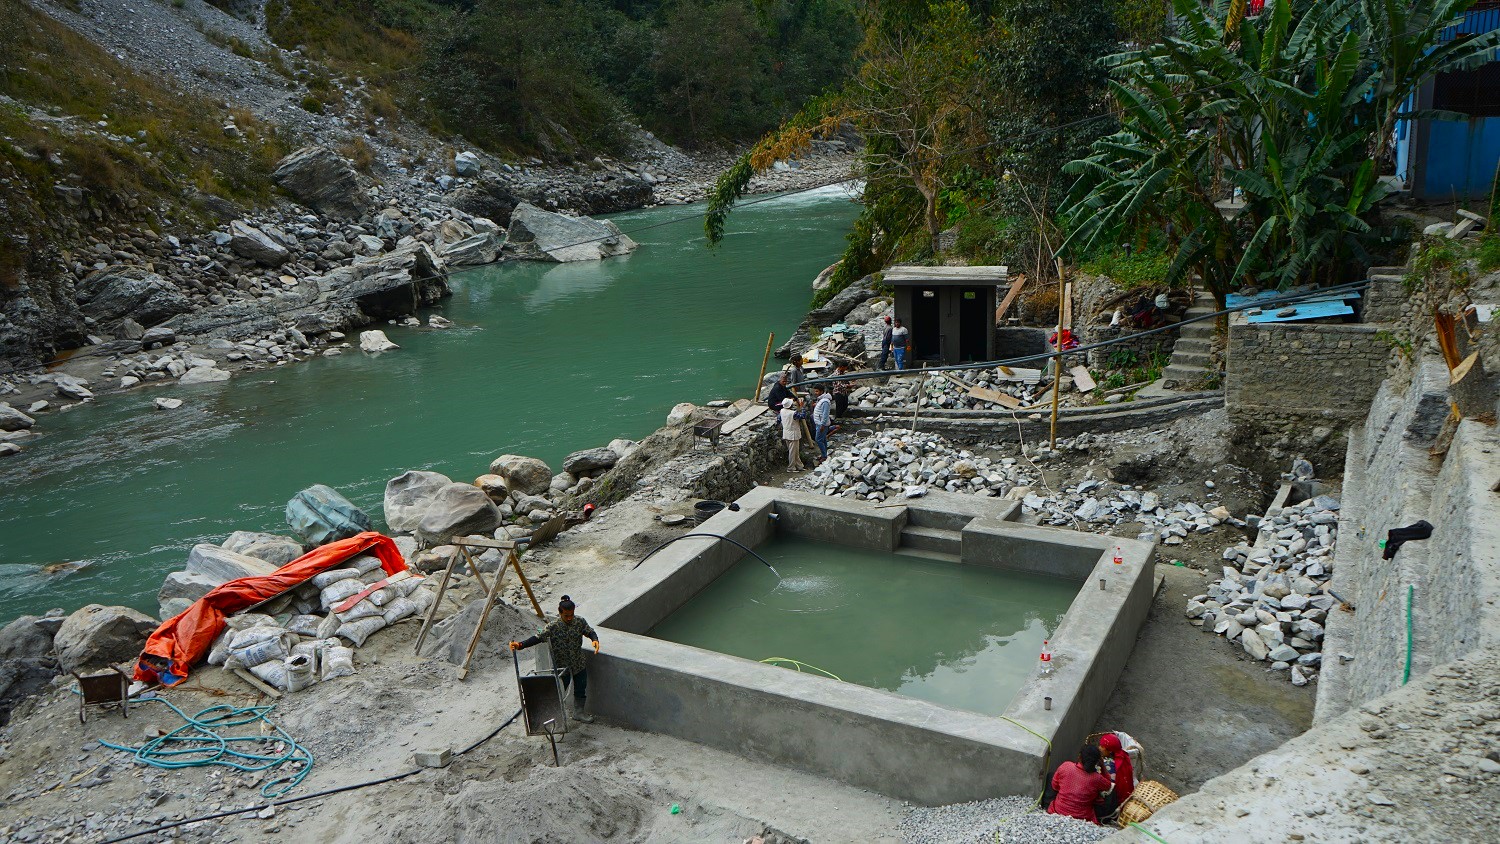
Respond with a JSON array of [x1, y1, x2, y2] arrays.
[[0, 253, 87, 366], [501, 202, 637, 262], [271, 146, 370, 220], [76, 265, 193, 328]]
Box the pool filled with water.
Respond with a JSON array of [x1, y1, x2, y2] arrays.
[[648, 535, 1079, 715]]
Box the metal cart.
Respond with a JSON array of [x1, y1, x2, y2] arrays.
[[74, 667, 130, 724]]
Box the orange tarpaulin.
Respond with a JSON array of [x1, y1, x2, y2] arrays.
[[134, 531, 406, 685]]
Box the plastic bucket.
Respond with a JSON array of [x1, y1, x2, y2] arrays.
[[693, 500, 726, 524]]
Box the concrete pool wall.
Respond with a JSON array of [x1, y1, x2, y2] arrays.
[[587, 486, 1156, 805]]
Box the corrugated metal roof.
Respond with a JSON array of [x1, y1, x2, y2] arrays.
[[883, 265, 1009, 285]]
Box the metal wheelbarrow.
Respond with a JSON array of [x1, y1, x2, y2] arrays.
[[74, 667, 130, 724], [513, 650, 568, 763]]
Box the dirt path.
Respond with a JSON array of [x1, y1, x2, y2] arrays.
[[1090, 563, 1315, 794]]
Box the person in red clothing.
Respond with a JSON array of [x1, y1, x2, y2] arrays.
[[1047, 744, 1112, 824], [1098, 732, 1135, 822]]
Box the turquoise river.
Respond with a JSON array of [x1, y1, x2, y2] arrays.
[[0, 185, 860, 623]]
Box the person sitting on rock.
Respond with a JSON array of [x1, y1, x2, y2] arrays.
[[766, 372, 796, 411], [510, 595, 600, 723], [1128, 294, 1168, 329], [1047, 744, 1112, 824]]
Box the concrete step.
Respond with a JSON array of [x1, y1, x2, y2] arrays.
[[1367, 266, 1406, 276], [1161, 363, 1213, 384], [899, 526, 962, 556], [892, 547, 962, 564], [1173, 338, 1212, 355], [1176, 325, 1217, 341], [1170, 351, 1213, 368], [905, 506, 974, 531]]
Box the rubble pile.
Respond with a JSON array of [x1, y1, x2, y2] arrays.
[[792, 431, 1037, 500], [1020, 479, 1238, 540], [854, 370, 1049, 411], [1188, 495, 1340, 685]]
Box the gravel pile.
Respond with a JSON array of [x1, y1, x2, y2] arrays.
[[855, 369, 1048, 411], [899, 797, 1113, 844], [1190, 494, 1339, 684], [1020, 476, 1238, 542], [791, 431, 1036, 500]]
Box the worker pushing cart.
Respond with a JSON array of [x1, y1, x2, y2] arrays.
[[510, 595, 600, 722]]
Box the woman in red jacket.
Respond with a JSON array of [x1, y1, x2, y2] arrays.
[[1048, 745, 1112, 824], [1099, 732, 1135, 821]]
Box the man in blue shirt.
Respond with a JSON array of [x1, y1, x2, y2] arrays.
[[810, 384, 834, 462]]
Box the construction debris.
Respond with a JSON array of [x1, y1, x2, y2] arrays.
[[791, 431, 1038, 500]]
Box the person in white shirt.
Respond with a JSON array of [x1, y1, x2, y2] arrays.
[[778, 398, 805, 470], [890, 318, 910, 369], [810, 384, 834, 461]]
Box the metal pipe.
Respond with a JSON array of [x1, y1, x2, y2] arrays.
[[634, 532, 782, 577]]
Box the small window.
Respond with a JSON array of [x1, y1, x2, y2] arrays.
[[1432, 63, 1500, 118], [922, 290, 936, 298], [963, 291, 976, 299]]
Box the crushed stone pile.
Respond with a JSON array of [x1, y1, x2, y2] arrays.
[[854, 369, 1049, 411], [1189, 494, 1339, 684], [789, 430, 1037, 501], [1020, 477, 1240, 541], [899, 797, 1114, 844]]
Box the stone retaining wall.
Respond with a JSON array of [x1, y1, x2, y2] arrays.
[[1225, 316, 1390, 431], [1080, 323, 1176, 371], [1316, 353, 1500, 722]]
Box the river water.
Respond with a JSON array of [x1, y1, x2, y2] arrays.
[[0, 185, 860, 623]]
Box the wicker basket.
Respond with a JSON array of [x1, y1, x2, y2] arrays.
[[1116, 780, 1179, 827]]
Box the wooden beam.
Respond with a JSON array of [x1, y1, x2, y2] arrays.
[[995, 277, 1026, 321]]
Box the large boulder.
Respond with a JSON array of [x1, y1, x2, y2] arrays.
[[178, 365, 231, 385], [488, 454, 552, 496], [319, 242, 448, 320], [184, 544, 279, 583], [562, 447, 620, 477], [439, 232, 502, 266], [221, 531, 304, 566], [76, 266, 193, 328], [502, 202, 638, 262], [285, 485, 373, 546], [0, 616, 54, 660], [415, 483, 502, 546], [271, 146, 370, 220], [359, 330, 399, 353], [383, 470, 454, 532], [1, 658, 60, 726], [474, 473, 509, 502], [53, 604, 158, 673], [157, 571, 221, 619], [228, 221, 290, 267], [0, 403, 35, 432], [444, 176, 521, 225]]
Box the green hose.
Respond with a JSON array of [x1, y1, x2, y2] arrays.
[[97, 696, 313, 798], [759, 657, 842, 681], [1128, 821, 1173, 843], [988, 716, 1056, 841], [1403, 584, 1414, 685]]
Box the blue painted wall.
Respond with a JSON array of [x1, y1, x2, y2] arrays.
[[1420, 117, 1500, 200]]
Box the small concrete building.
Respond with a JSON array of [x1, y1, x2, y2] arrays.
[[885, 265, 1007, 364]]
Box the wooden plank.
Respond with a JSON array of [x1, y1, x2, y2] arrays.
[[1061, 281, 1073, 329], [1070, 365, 1097, 393], [233, 668, 283, 699], [969, 385, 1021, 408], [451, 537, 517, 551], [995, 277, 1026, 321], [721, 403, 769, 435]]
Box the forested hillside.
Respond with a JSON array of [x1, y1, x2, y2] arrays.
[[260, 0, 862, 154]]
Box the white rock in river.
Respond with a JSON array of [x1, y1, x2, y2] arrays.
[[502, 202, 638, 262], [153, 397, 183, 410], [179, 366, 231, 385], [359, 330, 399, 353]]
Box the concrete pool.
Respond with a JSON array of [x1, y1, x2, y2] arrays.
[[587, 486, 1156, 805], [648, 535, 1077, 716]]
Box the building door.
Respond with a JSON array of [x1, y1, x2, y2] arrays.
[[911, 287, 941, 361], [958, 287, 988, 362]]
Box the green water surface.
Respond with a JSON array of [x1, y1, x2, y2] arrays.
[[0, 186, 859, 623], [648, 536, 1079, 715]]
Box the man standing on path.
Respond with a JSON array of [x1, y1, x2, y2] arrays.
[[877, 316, 894, 370], [510, 595, 600, 723], [810, 383, 834, 462], [890, 318, 910, 370], [778, 397, 805, 470]]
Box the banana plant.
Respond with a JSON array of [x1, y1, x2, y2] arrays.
[[1062, 0, 1500, 302]]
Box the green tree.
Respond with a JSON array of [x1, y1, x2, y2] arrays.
[[649, 0, 771, 143]]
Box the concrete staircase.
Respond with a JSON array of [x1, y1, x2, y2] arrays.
[[1161, 289, 1220, 388], [896, 506, 964, 561]]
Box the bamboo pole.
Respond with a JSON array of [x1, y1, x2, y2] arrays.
[[751, 332, 775, 403], [1050, 258, 1066, 450]]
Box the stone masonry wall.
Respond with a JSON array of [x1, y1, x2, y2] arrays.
[[1316, 352, 1500, 722], [1081, 324, 1176, 371], [1225, 316, 1390, 430]]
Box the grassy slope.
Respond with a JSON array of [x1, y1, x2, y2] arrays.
[[0, 0, 286, 287]]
